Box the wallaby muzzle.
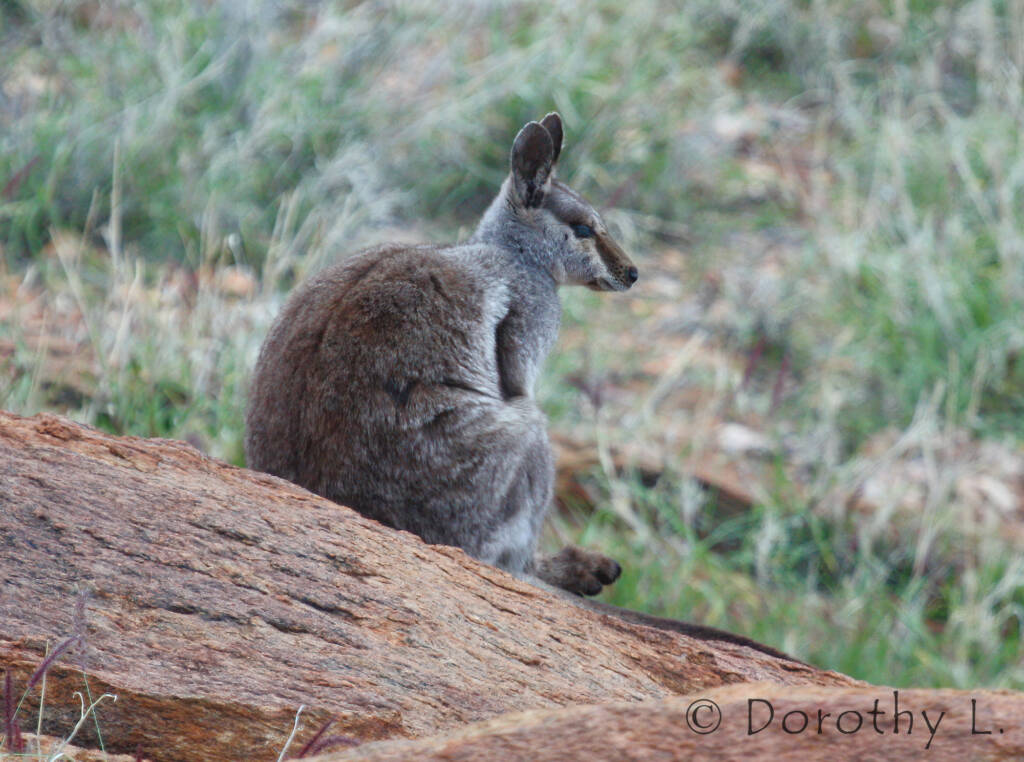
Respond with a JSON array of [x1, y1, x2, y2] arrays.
[[594, 233, 638, 291]]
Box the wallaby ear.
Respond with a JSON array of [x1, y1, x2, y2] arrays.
[[510, 121, 554, 208], [539, 112, 563, 164]]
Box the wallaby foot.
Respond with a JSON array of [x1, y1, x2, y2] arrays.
[[535, 545, 621, 596]]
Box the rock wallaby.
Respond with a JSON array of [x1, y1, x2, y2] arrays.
[[245, 113, 802, 662], [246, 113, 635, 596]]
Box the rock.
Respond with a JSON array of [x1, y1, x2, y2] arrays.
[[313, 683, 1024, 761], [0, 410, 851, 762], [715, 422, 775, 457]]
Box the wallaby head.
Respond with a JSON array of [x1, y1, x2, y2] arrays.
[[475, 112, 638, 292]]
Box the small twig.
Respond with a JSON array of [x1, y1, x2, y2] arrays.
[[302, 735, 359, 756], [47, 691, 116, 761], [276, 704, 306, 762], [295, 717, 332, 758], [36, 665, 46, 758], [3, 671, 25, 752]]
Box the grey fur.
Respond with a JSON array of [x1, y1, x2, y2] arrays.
[[245, 113, 637, 594]]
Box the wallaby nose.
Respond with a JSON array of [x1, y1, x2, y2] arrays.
[[626, 266, 639, 284]]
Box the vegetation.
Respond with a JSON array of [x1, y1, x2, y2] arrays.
[[2, 0, 1022, 689]]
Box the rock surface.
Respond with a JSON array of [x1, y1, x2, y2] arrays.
[[1, 410, 852, 761], [315, 683, 1024, 761]]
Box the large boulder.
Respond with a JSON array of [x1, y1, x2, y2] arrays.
[[2, 410, 989, 761]]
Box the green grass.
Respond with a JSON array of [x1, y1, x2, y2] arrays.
[[2, 0, 1024, 690], [588, 480, 1024, 688]]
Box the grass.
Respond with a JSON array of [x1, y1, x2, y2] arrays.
[[2, 629, 118, 760], [2, 0, 1023, 691]]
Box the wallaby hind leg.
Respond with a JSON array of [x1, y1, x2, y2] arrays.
[[472, 398, 555, 574], [482, 399, 622, 596], [469, 398, 620, 598], [535, 545, 621, 596]]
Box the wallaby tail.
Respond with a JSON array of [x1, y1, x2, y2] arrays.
[[576, 597, 806, 665]]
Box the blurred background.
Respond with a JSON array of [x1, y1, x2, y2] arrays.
[[2, 0, 1023, 688]]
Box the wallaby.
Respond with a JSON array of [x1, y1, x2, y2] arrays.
[[245, 113, 803, 662], [246, 113, 633, 596]]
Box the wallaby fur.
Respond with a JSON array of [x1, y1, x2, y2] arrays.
[[246, 113, 635, 596]]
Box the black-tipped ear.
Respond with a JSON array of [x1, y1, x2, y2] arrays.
[[510, 122, 554, 208], [540, 112, 563, 164]]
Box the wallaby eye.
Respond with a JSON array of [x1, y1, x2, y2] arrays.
[[572, 224, 595, 239]]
